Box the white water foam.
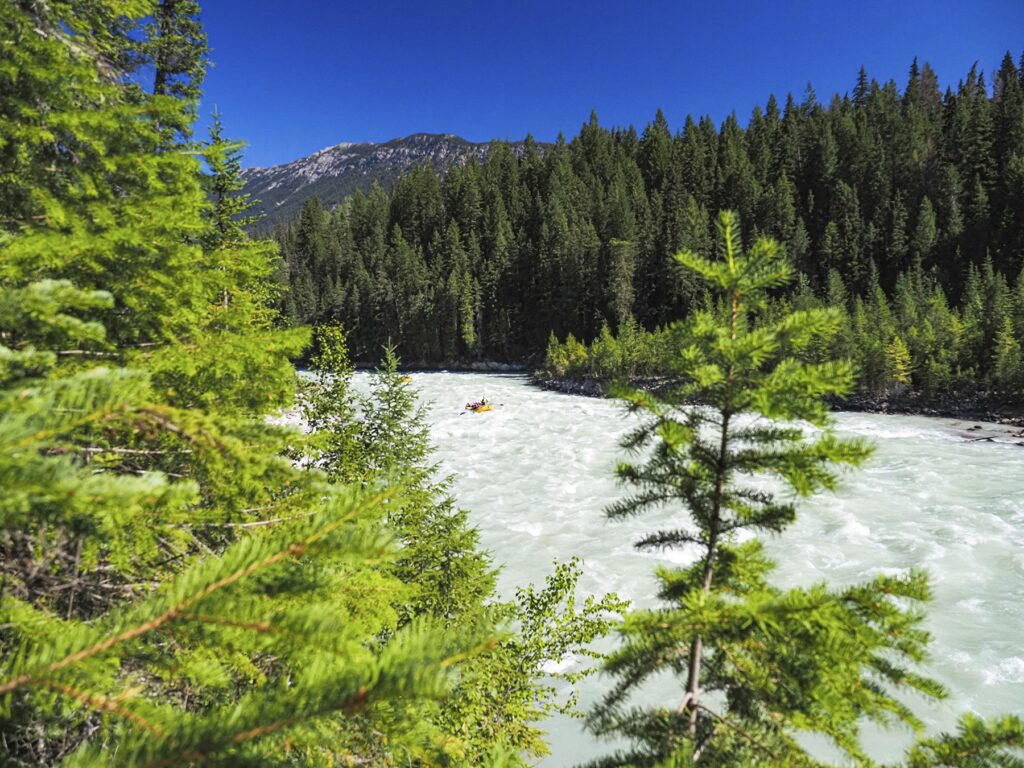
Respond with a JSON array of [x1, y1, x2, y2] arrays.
[[352, 372, 1024, 766]]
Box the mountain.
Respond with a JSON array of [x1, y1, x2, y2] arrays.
[[241, 132, 530, 227]]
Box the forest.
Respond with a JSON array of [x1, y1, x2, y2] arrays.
[[2, 0, 1023, 766], [274, 54, 1024, 398]]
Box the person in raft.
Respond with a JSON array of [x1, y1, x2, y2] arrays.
[[467, 397, 488, 409]]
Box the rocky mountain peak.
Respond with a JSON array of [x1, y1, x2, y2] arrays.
[[241, 132, 525, 226]]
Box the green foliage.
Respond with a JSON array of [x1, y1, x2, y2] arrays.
[[301, 325, 364, 484], [886, 334, 915, 387], [544, 331, 593, 378], [992, 316, 1024, 393], [587, 212, 954, 766], [0, 278, 488, 764], [0, 4, 508, 765], [276, 54, 1024, 406], [147, 0, 207, 102], [3, 484, 485, 767], [440, 559, 627, 765], [902, 714, 1024, 768], [542, 255, 1024, 400], [301, 329, 496, 623], [543, 322, 674, 381], [4, 2, 1019, 764], [299, 328, 627, 763], [201, 112, 265, 250]]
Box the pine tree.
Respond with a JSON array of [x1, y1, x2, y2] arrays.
[[607, 239, 638, 329], [302, 334, 496, 619], [145, 0, 207, 143], [992, 315, 1024, 393], [0, 4, 490, 764], [886, 334, 915, 387], [912, 196, 938, 267], [149, 0, 206, 99], [202, 111, 262, 247], [854, 65, 871, 108], [890, 191, 911, 273], [587, 212, 945, 765], [291, 197, 334, 316]]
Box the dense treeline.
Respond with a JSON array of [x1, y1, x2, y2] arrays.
[[544, 257, 1024, 397], [276, 54, 1024, 397]]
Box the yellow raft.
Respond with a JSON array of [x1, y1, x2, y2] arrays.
[[471, 404, 493, 413]]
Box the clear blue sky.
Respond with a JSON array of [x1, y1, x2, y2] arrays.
[[195, 0, 1024, 169]]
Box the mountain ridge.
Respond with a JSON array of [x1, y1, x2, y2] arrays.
[[241, 132, 534, 227]]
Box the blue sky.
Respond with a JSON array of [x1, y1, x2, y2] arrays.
[[195, 0, 1024, 169]]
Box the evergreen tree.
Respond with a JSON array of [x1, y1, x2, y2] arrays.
[[854, 65, 871, 108], [607, 239, 638, 329], [145, 0, 207, 143], [886, 334, 915, 387], [0, 4, 490, 765], [302, 332, 496, 620], [199, 111, 287, 315], [202, 111, 262, 247], [992, 315, 1024, 393], [912, 196, 938, 267], [149, 0, 207, 101], [890, 191, 911, 276], [587, 212, 944, 765]]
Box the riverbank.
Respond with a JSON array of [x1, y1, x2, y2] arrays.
[[530, 374, 1024, 430]]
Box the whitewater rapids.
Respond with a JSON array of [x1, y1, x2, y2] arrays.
[[356, 371, 1024, 766]]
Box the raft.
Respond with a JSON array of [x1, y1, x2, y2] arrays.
[[471, 404, 493, 413]]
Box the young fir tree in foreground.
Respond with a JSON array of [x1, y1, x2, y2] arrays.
[[301, 327, 498, 624], [587, 211, 1024, 767]]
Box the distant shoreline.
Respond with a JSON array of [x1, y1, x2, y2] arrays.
[[355, 360, 530, 374], [529, 374, 1024, 430]]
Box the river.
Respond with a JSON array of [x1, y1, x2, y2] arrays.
[[360, 371, 1024, 766]]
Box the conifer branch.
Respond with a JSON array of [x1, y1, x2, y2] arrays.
[[40, 680, 167, 737], [139, 688, 372, 768], [0, 490, 388, 696], [182, 511, 318, 529], [694, 704, 780, 761]]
